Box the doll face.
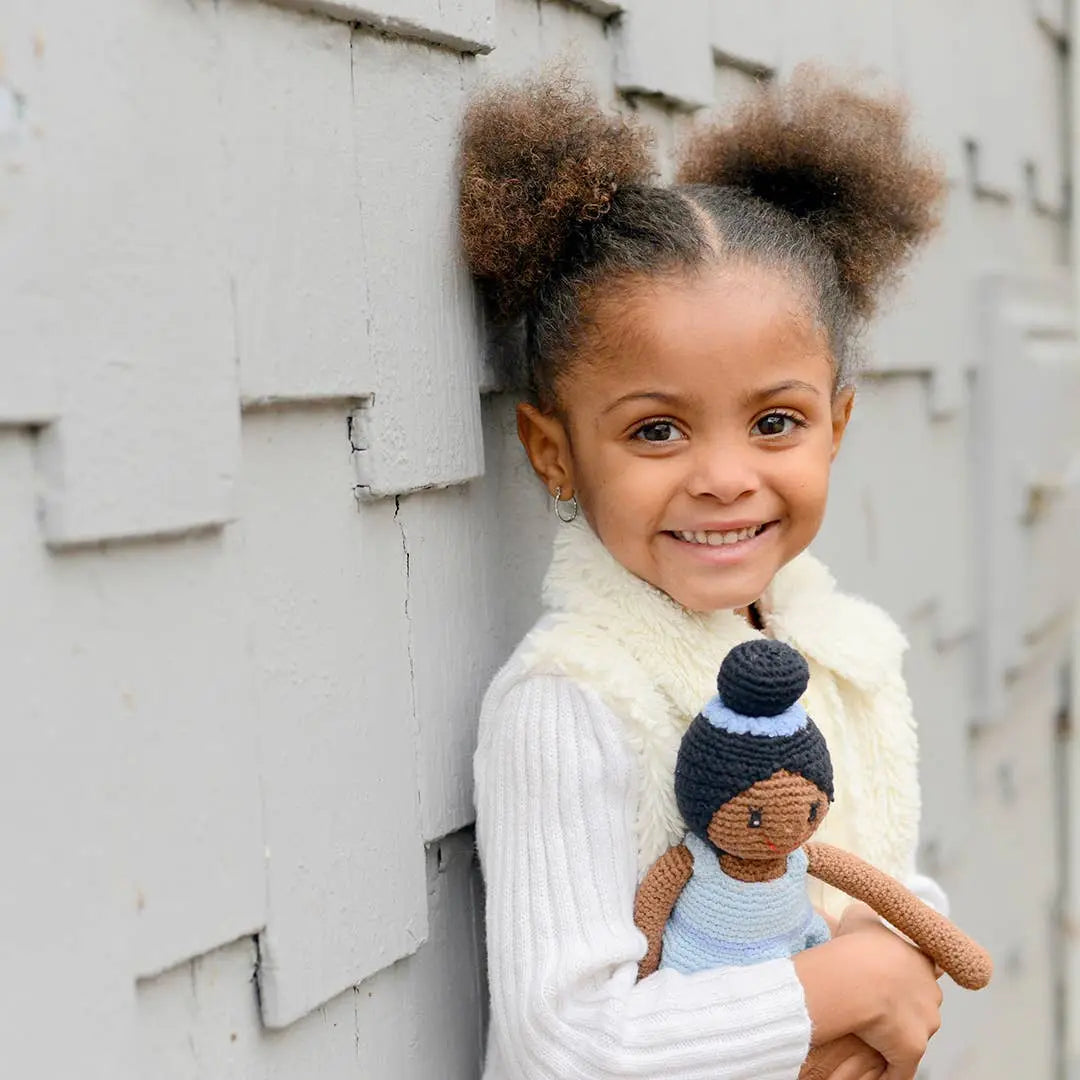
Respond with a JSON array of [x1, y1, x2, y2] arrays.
[[706, 770, 829, 859]]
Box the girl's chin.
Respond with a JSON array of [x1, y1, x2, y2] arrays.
[[659, 575, 769, 614]]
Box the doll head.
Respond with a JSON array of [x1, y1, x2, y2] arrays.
[[675, 639, 833, 859]]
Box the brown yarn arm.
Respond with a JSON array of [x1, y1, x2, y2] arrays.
[[633, 843, 694, 981], [805, 842, 993, 990]]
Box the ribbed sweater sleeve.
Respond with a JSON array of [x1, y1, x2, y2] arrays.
[[474, 672, 812, 1080]]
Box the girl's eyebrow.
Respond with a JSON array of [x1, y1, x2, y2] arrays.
[[743, 380, 821, 405], [602, 390, 688, 414], [603, 380, 820, 415]]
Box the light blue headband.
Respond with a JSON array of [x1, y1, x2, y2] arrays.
[[701, 695, 809, 738]]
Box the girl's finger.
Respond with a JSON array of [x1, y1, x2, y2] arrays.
[[883, 1063, 918, 1080], [827, 1055, 886, 1080]]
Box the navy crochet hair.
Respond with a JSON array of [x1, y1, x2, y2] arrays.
[[674, 641, 834, 845]]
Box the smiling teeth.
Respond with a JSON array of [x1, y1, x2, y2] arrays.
[[674, 525, 765, 546]]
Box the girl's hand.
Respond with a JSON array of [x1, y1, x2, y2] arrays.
[[794, 913, 942, 1080], [800, 1035, 886, 1080], [836, 899, 946, 978]]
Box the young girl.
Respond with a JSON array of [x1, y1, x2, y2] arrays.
[[463, 70, 948, 1080]]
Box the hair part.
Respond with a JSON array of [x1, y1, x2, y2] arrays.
[[459, 68, 945, 410]]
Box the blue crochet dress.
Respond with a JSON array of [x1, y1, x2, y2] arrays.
[[660, 832, 830, 974]]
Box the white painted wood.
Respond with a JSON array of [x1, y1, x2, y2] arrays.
[[1, 439, 264, 993], [0, 433, 136, 1080], [1065, 622, 1080, 1080], [405, 396, 550, 840], [350, 33, 486, 499], [352, 832, 486, 1078], [267, 0, 495, 53], [777, 0, 898, 83], [614, 0, 714, 109], [238, 406, 427, 1028], [1034, 0, 1068, 40], [484, 0, 614, 93], [0, 14, 58, 429], [90, 531, 267, 979], [710, 0, 780, 73], [219, 3, 373, 408], [137, 936, 360, 1076], [564, 0, 623, 16], [972, 273, 1080, 725], [947, 643, 1065, 1080], [6, 0, 240, 547], [136, 835, 483, 1079], [815, 375, 971, 636], [894, 0, 978, 185], [867, 184, 972, 416]]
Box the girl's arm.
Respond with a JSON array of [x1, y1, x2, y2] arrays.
[[475, 673, 811, 1080], [475, 673, 944, 1080], [633, 843, 692, 979]]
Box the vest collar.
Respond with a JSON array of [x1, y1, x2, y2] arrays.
[[542, 520, 905, 694]]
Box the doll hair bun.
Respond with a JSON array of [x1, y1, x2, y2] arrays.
[[717, 640, 810, 717], [678, 67, 946, 319], [459, 73, 655, 322]]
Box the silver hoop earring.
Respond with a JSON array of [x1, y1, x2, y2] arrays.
[[552, 485, 579, 524]]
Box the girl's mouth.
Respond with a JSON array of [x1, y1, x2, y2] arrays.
[[670, 523, 771, 547], [663, 521, 778, 562]]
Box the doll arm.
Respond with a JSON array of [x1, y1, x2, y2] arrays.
[[633, 843, 693, 979], [805, 841, 992, 990]]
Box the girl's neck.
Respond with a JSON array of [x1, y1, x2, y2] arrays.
[[734, 602, 765, 630]]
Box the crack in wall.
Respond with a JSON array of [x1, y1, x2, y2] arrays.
[[394, 495, 418, 706], [393, 494, 425, 839]]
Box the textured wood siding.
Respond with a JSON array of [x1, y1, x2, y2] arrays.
[[1, 0, 1078, 1076]]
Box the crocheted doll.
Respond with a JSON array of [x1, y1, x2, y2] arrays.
[[633, 640, 992, 1075]]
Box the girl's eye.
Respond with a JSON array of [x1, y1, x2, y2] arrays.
[[748, 809, 763, 829], [632, 420, 685, 444], [808, 802, 820, 823], [753, 411, 803, 438]]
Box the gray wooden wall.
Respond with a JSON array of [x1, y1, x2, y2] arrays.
[[2, 1, 1079, 1077]]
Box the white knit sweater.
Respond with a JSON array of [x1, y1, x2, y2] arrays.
[[473, 521, 945, 1080]]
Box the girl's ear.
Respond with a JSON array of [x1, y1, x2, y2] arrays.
[[516, 403, 576, 498], [830, 387, 855, 461]]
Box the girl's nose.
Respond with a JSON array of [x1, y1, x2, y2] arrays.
[[685, 442, 761, 504]]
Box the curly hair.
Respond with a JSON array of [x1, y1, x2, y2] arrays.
[[459, 68, 945, 409]]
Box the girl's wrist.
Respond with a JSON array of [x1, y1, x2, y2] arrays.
[[793, 935, 877, 1044]]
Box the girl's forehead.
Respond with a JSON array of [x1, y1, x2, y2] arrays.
[[573, 265, 833, 404]]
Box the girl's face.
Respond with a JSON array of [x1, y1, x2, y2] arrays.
[[519, 263, 854, 612]]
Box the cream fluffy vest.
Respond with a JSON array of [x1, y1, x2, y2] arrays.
[[520, 521, 920, 916]]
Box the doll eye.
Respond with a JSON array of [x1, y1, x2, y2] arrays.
[[748, 809, 763, 828], [808, 802, 820, 823]]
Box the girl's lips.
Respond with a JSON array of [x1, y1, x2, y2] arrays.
[[662, 520, 778, 564]]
